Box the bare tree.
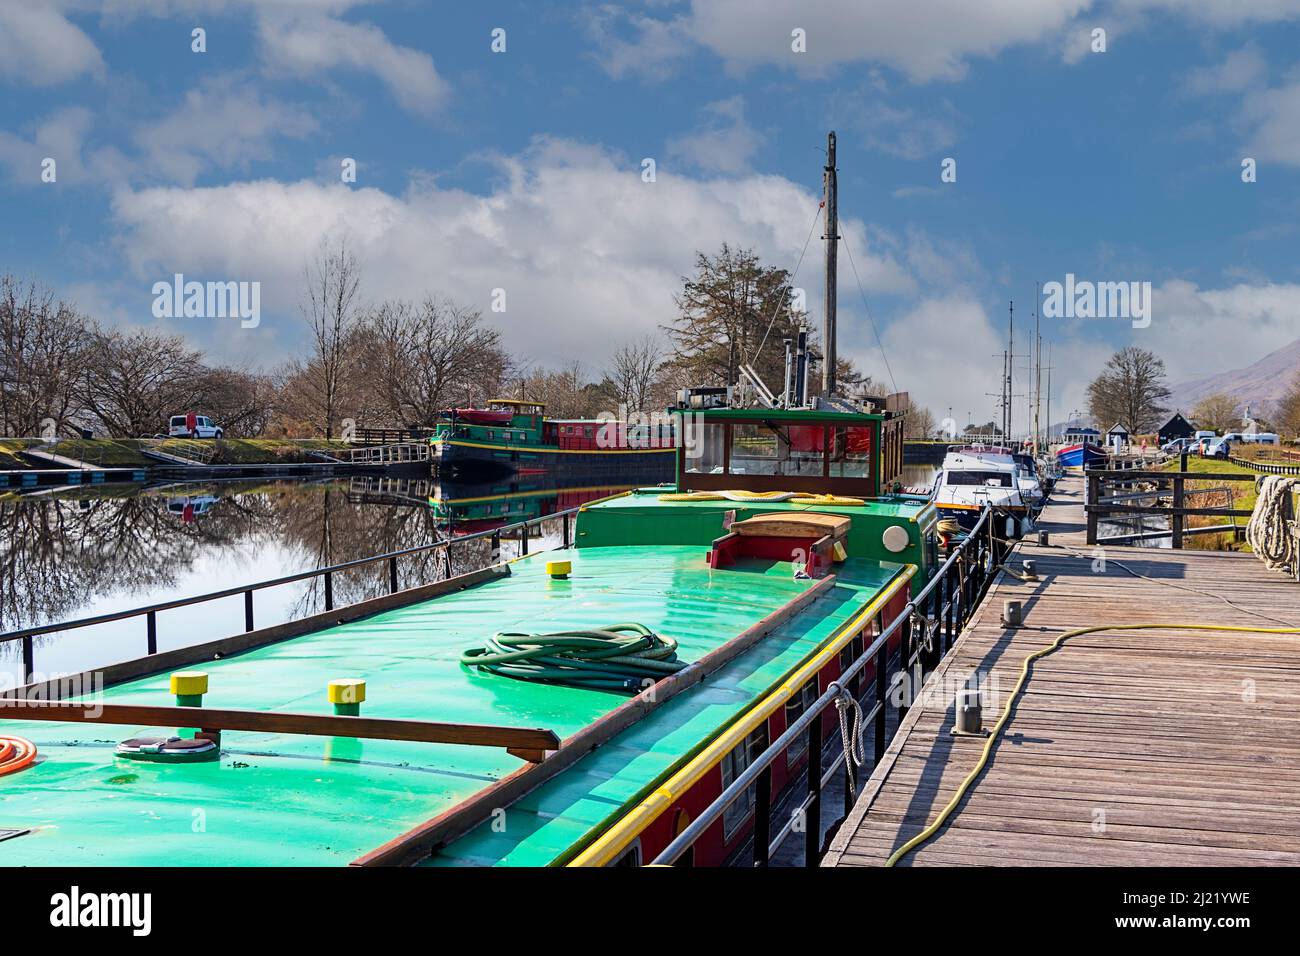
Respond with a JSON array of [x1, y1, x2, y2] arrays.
[[76, 327, 210, 436], [360, 297, 511, 426], [605, 336, 662, 412], [197, 367, 279, 437], [297, 238, 362, 438], [1274, 372, 1300, 440], [1190, 392, 1240, 433], [0, 275, 94, 436], [904, 405, 936, 439], [1086, 346, 1171, 433]]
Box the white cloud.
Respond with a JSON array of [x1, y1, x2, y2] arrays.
[[594, 0, 1091, 83], [0, 4, 104, 85], [586, 5, 691, 81], [107, 137, 920, 370], [836, 97, 960, 159], [135, 76, 318, 185], [1184, 46, 1267, 94], [1242, 80, 1300, 166], [0, 106, 130, 184], [257, 12, 449, 114], [665, 96, 762, 173], [593, 1, 1300, 84], [1145, 279, 1300, 383]]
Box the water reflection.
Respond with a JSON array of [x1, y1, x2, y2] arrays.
[[0, 476, 630, 683]]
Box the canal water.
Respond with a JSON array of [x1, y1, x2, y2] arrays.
[[0, 476, 628, 686]]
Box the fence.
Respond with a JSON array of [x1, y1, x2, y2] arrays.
[[0, 507, 581, 686], [1084, 460, 1259, 547], [648, 506, 1011, 867]]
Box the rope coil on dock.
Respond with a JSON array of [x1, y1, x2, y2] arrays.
[[1246, 475, 1300, 573], [461, 623, 687, 693]]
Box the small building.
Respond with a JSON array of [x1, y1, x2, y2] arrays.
[[1105, 422, 1130, 450], [1158, 412, 1195, 444]]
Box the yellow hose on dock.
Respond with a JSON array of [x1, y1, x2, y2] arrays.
[[885, 620, 1300, 867]]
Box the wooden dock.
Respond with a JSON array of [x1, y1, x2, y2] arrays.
[[824, 476, 1300, 867]]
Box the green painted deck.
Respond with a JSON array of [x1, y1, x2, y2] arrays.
[[577, 490, 936, 591], [429, 555, 904, 866], [0, 544, 902, 867]]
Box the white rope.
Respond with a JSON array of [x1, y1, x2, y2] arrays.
[[833, 687, 867, 800], [1246, 475, 1300, 573]]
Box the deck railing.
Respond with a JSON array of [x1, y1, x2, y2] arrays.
[[0, 507, 583, 686], [349, 427, 434, 446], [650, 506, 1011, 867], [1084, 459, 1262, 547]]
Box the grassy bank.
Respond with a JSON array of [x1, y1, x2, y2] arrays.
[[0, 437, 354, 470], [1159, 456, 1259, 551]]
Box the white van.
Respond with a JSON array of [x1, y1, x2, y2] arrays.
[[168, 414, 223, 439]]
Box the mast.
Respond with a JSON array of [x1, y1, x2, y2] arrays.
[[1045, 343, 1052, 447], [822, 131, 838, 398], [1033, 283, 1041, 457], [1007, 301, 1014, 443]]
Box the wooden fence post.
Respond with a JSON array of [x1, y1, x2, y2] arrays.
[[1172, 467, 1185, 550], [1086, 470, 1099, 545]]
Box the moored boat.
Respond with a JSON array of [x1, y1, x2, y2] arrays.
[[932, 445, 1034, 532], [1055, 440, 1108, 473], [431, 399, 678, 481], [0, 399, 973, 868]]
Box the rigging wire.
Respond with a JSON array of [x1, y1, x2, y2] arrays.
[[747, 201, 824, 368], [840, 229, 898, 394]]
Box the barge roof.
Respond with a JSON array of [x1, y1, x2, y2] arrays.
[[0, 544, 905, 866]]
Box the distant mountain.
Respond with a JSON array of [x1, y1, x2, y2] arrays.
[[1167, 338, 1300, 419]]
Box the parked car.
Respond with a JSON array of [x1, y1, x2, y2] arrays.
[[1242, 432, 1280, 445], [168, 412, 223, 439], [1161, 437, 1194, 454], [1206, 437, 1233, 459]]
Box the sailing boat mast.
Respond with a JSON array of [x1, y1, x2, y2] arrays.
[[822, 131, 838, 398], [1033, 282, 1041, 457]]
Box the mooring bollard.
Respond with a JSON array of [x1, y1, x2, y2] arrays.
[[1002, 599, 1023, 627], [952, 673, 988, 737], [1037, 530, 1049, 546], [1022, 559, 1038, 581]]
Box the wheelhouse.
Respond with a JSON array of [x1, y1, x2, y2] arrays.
[[677, 407, 906, 498]]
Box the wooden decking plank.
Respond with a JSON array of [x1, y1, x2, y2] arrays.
[[823, 474, 1300, 868]]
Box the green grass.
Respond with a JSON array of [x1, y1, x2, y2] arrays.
[[1160, 456, 1259, 550]]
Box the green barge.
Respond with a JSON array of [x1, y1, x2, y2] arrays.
[[0, 404, 963, 867]]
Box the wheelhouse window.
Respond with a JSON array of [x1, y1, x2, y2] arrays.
[[684, 423, 726, 474], [720, 726, 769, 839], [830, 426, 873, 478], [728, 422, 824, 477], [946, 470, 1012, 487]]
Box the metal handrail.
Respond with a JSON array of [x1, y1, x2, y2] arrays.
[[649, 506, 1005, 866], [2, 506, 583, 657]]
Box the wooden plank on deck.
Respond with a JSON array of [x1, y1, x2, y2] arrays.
[[823, 476, 1300, 867]]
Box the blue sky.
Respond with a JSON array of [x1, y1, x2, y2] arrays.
[[3, 0, 1300, 427]]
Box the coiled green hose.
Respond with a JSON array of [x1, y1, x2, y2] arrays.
[[460, 623, 687, 692]]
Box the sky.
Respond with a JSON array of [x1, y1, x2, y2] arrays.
[[3, 0, 1300, 432]]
